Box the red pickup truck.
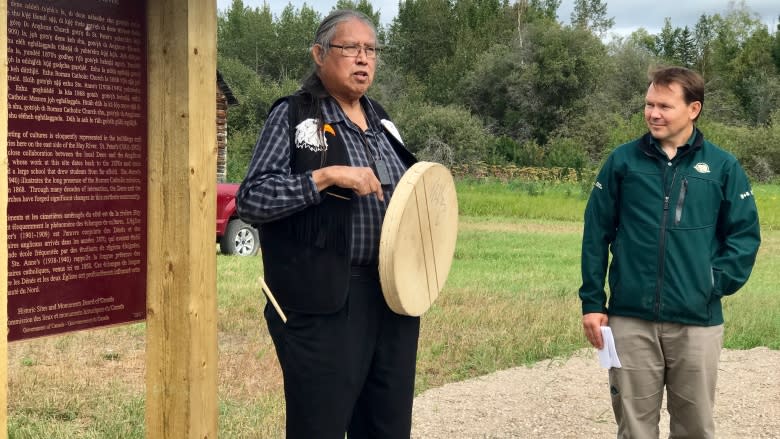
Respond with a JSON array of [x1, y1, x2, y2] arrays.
[[217, 183, 259, 256]]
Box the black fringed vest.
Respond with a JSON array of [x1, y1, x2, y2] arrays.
[[260, 92, 416, 314]]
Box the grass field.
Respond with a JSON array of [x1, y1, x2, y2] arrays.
[[7, 180, 780, 438]]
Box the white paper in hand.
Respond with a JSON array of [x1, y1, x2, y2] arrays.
[[597, 326, 622, 369]]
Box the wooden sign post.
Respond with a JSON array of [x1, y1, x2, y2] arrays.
[[145, 0, 218, 437], [1, 0, 218, 437], [1, 0, 8, 435]]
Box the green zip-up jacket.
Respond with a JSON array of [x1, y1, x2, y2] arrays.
[[579, 128, 761, 326]]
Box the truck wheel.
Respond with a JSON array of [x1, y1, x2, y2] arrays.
[[220, 219, 259, 256]]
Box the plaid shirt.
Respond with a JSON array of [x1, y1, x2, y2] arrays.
[[237, 96, 409, 265]]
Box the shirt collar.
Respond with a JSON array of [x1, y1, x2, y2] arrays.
[[320, 97, 344, 125], [649, 126, 697, 151], [320, 96, 382, 132], [684, 128, 697, 146]]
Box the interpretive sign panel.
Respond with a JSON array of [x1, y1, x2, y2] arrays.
[[6, 0, 147, 341]]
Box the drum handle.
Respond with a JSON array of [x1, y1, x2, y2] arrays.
[[259, 276, 288, 323]]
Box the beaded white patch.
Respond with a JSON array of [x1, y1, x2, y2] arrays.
[[380, 119, 404, 145]]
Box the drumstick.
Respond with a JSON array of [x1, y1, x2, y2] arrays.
[[259, 276, 287, 323]]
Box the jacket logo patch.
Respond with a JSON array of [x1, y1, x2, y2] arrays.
[[693, 163, 711, 174], [740, 191, 753, 200], [295, 118, 328, 152], [594, 181, 603, 190]]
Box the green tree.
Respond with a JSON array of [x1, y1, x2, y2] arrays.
[[387, 0, 456, 81], [551, 34, 660, 163], [217, 0, 275, 75], [217, 56, 299, 181], [604, 35, 659, 118], [516, 0, 561, 23], [570, 0, 614, 37], [217, 1, 320, 81], [215, 0, 780, 175], [636, 2, 776, 126], [655, 17, 681, 62], [772, 17, 780, 70], [333, 0, 381, 28], [425, 0, 517, 103], [269, 4, 321, 80], [459, 42, 529, 140], [627, 27, 659, 55], [704, 2, 776, 124], [708, 2, 768, 86], [731, 28, 779, 124], [676, 26, 696, 67], [694, 14, 716, 79], [332, 0, 386, 42], [461, 21, 607, 145], [387, 0, 519, 104]]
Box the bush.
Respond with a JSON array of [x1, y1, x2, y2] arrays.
[[699, 118, 780, 182], [544, 137, 588, 170], [219, 56, 300, 183], [604, 112, 647, 157], [515, 140, 546, 167], [391, 102, 495, 164], [226, 127, 263, 182], [552, 105, 622, 163], [491, 135, 521, 164], [416, 138, 456, 167]]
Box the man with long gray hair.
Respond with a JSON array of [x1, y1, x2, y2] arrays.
[[237, 10, 420, 438]]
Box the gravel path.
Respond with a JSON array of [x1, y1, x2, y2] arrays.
[[411, 347, 779, 438]]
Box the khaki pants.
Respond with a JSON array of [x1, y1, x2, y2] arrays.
[[608, 316, 723, 439]]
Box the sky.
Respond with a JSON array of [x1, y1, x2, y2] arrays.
[[216, 0, 779, 36]]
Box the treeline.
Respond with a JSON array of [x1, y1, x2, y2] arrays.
[[217, 0, 780, 182]]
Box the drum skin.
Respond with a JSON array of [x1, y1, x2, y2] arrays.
[[379, 162, 458, 316]]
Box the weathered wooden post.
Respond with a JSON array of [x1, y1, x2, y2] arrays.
[[1, 0, 8, 435], [145, 0, 218, 437]]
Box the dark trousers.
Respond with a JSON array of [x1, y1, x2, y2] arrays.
[[265, 266, 421, 439]]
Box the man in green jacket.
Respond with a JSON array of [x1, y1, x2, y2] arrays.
[[579, 66, 761, 438]]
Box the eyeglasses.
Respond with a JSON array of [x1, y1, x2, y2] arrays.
[[328, 44, 380, 59]]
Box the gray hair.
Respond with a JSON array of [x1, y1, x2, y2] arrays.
[[313, 9, 377, 56], [301, 10, 377, 97]]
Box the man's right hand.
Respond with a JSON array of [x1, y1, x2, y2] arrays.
[[582, 312, 609, 349], [313, 165, 384, 201]]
